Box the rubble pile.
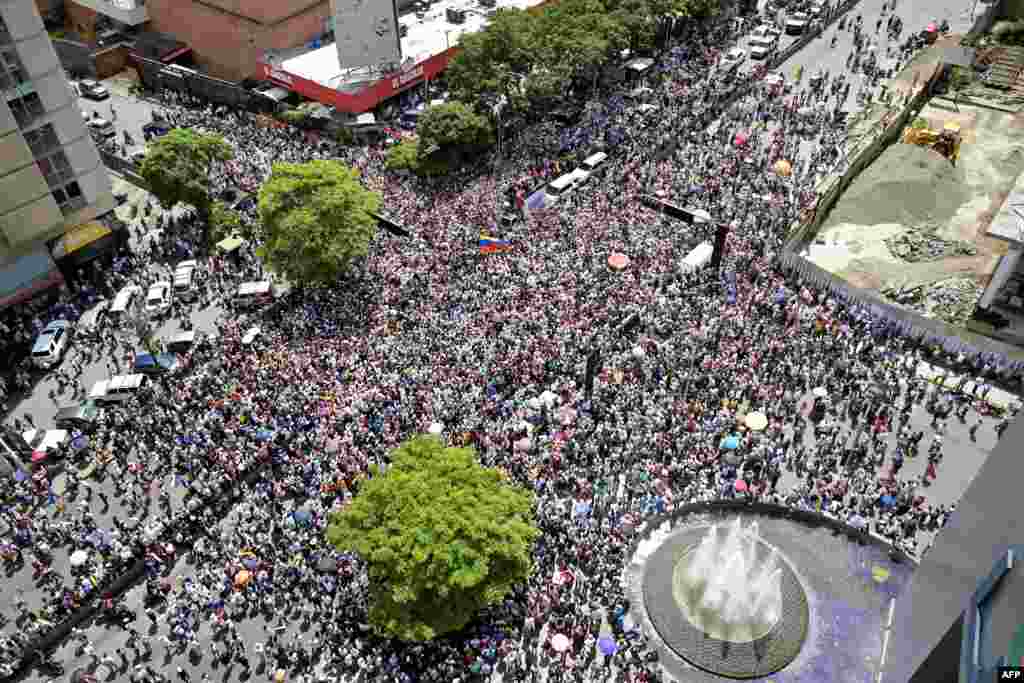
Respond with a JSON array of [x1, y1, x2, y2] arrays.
[[881, 277, 984, 326], [884, 227, 977, 262]]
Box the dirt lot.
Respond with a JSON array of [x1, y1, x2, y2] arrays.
[[806, 102, 1024, 306]]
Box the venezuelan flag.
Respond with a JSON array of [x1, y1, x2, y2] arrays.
[[479, 234, 511, 254]]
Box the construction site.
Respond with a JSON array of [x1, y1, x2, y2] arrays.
[[803, 35, 1024, 338]]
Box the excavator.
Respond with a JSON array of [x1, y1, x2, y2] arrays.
[[901, 120, 962, 164]]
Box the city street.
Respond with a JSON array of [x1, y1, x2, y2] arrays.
[[1, 0, 1009, 678]]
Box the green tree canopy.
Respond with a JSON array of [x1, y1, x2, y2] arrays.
[[137, 128, 234, 221], [208, 200, 246, 242], [256, 160, 381, 285], [384, 139, 421, 173], [326, 435, 539, 641], [416, 102, 495, 164]]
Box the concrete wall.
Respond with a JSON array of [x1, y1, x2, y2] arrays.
[[886, 416, 1024, 683], [146, 0, 330, 81]]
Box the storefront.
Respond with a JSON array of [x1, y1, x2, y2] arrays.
[[0, 247, 65, 311], [49, 217, 127, 284]]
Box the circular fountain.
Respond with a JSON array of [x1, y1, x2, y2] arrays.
[[675, 518, 784, 643], [627, 506, 916, 682], [639, 517, 809, 678]]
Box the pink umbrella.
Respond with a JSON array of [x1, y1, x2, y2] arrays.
[[608, 253, 630, 270], [734, 132, 749, 146], [31, 451, 47, 463], [514, 437, 533, 452], [551, 633, 571, 652], [734, 479, 748, 492], [926, 22, 937, 31]]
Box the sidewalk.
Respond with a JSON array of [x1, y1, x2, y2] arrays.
[[915, 361, 1020, 410]]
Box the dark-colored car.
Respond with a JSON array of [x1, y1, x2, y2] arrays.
[[78, 79, 110, 100], [54, 401, 101, 431], [132, 352, 181, 375]]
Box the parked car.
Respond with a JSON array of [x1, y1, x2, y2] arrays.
[[89, 374, 147, 404], [785, 12, 810, 34], [78, 300, 110, 334], [79, 79, 110, 100], [720, 48, 747, 72], [54, 401, 101, 431], [145, 281, 173, 315], [31, 320, 72, 369], [132, 352, 181, 375], [86, 117, 116, 138], [752, 23, 783, 40], [172, 260, 200, 301], [22, 429, 71, 461], [110, 284, 142, 326], [749, 36, 777, 59]]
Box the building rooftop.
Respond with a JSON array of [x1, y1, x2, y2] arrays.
[[280, 0, 546, 90]]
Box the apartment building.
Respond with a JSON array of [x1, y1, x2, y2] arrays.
[[0, 0, 115, 307]]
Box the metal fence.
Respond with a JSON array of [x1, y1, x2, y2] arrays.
[[130, 55, 271, 112], [777, 251, 1024, 358]]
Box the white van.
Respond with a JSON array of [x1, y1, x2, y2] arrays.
[[173, 260, 200, 301], [233, 281, 274, 309], [579, 152, 608, 179], [110, 285, 142, 325], [544, 170, 588, 205], [89, 374, 147, 404], [679, 241, 714, 274]]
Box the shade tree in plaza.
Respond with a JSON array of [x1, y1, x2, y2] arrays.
[[325, 435, 540, 642], [255, 160, 381, 286], [136, 128, 234, 228]]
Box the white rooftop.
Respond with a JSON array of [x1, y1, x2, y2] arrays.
[[281, 0, 547, 89]]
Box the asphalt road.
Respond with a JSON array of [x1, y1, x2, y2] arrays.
[[4, 0, 996, 678]]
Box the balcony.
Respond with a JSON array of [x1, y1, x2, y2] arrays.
[[71, 0, 149, 26]]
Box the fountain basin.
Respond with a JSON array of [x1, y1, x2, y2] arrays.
[[643, 525, 810, 679]]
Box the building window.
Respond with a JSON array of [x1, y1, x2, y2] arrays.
[[0, 47, 26, 87], [54, 180, 87, 215], [8, 91, 45, 129], [24, 123, 61, 158], [38, 149, 75, 188]]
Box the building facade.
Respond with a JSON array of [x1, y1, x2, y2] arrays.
[[885, 416, 1024, 683], [146, 0, 331, 82], [0, 0, 115, 307]]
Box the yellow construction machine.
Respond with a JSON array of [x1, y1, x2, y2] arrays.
[[901, 120, 962, 164]]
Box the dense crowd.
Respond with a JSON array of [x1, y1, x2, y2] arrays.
[[1, 3, 1021, 683]]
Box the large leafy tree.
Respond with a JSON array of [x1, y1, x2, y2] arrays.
[[137, 128, 234, 224], [416, 102, 495, 165], [447, 9, 539, 104], [256, 160, 380, 285], [326, 435, 539, 641]]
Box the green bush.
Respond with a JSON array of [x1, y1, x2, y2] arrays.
[[910, 117, 928, 129], [385, 139, 420, 172], [278, 109, 308, 126]]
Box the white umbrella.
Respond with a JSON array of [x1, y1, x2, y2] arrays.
[[812, 386, 829, 397], [427, 422, 443, 435], [539, 390, 559, 407], [69, 549, 89, 567]]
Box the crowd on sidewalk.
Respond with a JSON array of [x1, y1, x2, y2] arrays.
[[1, 5, 1021, 683]]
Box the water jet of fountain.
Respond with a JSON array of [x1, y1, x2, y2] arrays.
[[682, 518, 785, 638]]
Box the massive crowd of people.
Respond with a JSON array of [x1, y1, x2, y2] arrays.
[[1, 3, 1022, 683]]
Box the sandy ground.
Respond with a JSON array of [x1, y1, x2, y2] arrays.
[[807, 101, 1024, 293]]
